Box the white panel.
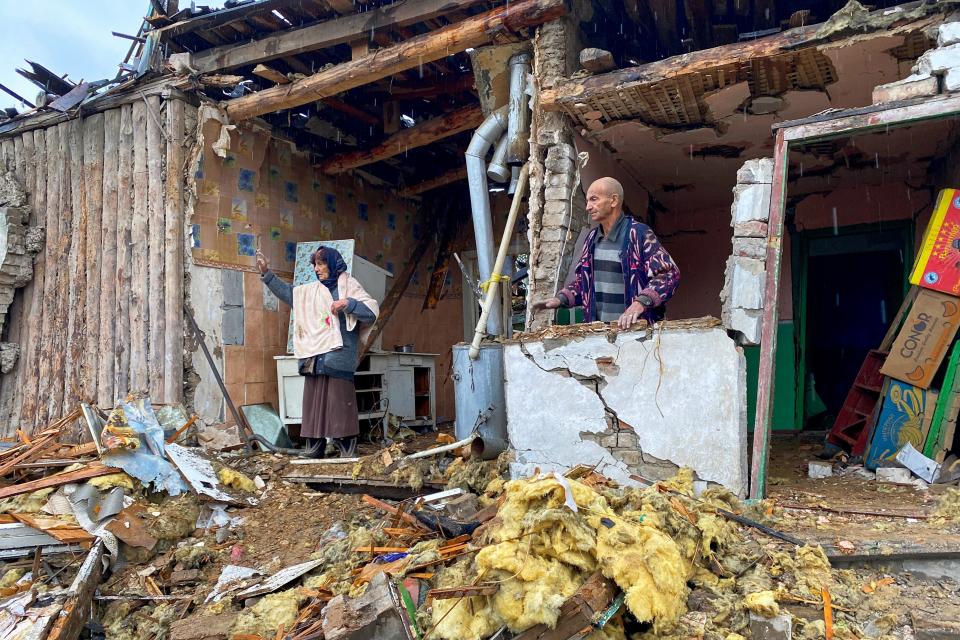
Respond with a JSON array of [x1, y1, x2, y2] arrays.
[[385, 368, 415, 419]]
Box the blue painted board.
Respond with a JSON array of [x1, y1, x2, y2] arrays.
[[866, 378, 931, 469]]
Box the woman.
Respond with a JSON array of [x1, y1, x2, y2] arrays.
[[257, 247, 378, 458]]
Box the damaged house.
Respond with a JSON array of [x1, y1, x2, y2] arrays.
[[0, 0, 958, 638], [0, 0, 958, 503]]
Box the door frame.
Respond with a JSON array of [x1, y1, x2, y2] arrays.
[[791, 220, 914, 430]]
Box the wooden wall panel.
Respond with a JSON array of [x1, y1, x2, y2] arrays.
[[0, 96, 192, 434]]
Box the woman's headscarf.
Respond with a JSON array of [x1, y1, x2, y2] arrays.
[[310, 247, 348, 290]]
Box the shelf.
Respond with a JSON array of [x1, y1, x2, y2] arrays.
[[356, 388, 383, 393]]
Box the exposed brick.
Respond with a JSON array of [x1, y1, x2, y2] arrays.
[[733, 221, 768, 237], [915, 43, 960, 75], [544, 186, 572, 201], [736, 159, 773, 185], [617, 430, 638, 449], [732, 237, 766, 260], [545, 156, 574, 175], [946, 67, 960, 93], [546, 171, 574, 189]]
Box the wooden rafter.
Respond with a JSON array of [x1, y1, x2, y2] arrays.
[[189, 0, 491, 74], [319, 104, 481, 174], [224, 0, 566, 121], [398, 167, 468, 197], [154, 0, 293, 39]]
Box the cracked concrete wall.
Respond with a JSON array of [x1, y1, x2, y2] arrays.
[[504, 324, 748, 495]]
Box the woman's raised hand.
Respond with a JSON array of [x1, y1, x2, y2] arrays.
[[256, 251, 269, 275]]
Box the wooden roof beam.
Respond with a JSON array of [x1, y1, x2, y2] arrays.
[[224, 0, 566, 121], [154, 0, 293, 39], [398, 167, 468, 197], [541, 22, 822, 111], [190, 0, 492, 74], [318, 104, 482, 174]]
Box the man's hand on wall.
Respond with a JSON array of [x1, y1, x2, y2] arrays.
[[532, 297, 562, 312], [617, 300, 646, 330]]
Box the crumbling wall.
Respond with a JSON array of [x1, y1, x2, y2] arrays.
[[720, 159, 773, 346], [526, 18, 587, 331], [504, 320, 748, 495], [0, 173, 42, 367]]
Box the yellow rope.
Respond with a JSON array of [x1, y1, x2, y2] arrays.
[[479, 273, 510, 293]]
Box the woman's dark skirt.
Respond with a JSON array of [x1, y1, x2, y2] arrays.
[[301, 375, 358, 439]]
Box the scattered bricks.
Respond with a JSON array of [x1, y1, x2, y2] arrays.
[[734, 221, 768, 238], [731, 183, 772, 225], [750, 613, 793, 640], [872, 74, 939, 104], [915, 43, 960, 76], [876, 467, 912, 484], [579, 48, 616, 73], [736, 158, 774, 185], [733, 237, 766, 260], [808, 461, 833, 479], [945, 67, 960, 93], [939, 21, 960, 48]]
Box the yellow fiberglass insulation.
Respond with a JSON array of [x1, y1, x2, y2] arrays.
[[433, 474, 697, 639], [216, 466, 256, 493], [230, 588, 307, 637], [743, 590, 780, 617]]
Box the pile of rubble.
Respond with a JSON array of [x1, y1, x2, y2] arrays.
[[1, 403, 958, 640]]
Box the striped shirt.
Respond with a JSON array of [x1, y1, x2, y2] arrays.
[[593, 217, 627, 321]]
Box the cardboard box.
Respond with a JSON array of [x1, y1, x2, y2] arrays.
[[911, 188, 960, 295], [880, 288, 960, 388], [866, 379, 933, 469]]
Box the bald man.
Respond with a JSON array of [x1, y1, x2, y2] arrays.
[[534, 177, 680, 329]]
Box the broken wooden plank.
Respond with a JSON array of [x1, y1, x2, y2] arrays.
[[251, 64, 289, 85], [0, 464, 116, 500], [319, 104, 482, 174], [46, 541, 105, 640], [427, 585, 499, 600], [224, 0, 567, 120], [190, 0, 491, 74], [513, 572, 619, 640]]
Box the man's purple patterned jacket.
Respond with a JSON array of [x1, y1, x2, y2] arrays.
[[557, 217, 680, 323]]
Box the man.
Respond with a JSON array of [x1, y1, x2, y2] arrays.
[[533, 177, 680, 329]]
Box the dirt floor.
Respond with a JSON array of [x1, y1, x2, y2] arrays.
[[764, 433, 960, 557]]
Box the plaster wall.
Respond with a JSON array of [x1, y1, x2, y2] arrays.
[[504, 324, 748, 495], [189, 265, 227, 426]]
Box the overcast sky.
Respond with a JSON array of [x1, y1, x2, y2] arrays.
[[0, 2, 221, 111]]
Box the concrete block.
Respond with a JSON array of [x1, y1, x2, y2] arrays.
[[616, 449, 643, 468], [733, 237, 766, 260], [876, 467, 912, 484], [544, 186, 572, 201], [546, 171, 574, 189], [599, 432, 619, 448], [939, 21, 960, 48], [808, 461, 833, 479], [750, 613, 793, 640], [536, 128, 563, 146], [736, 158, 774, 185], [734, 221, 769, 237], [727, 308, 762, 345], [727, 257, 766, 310], [538, 227, 567, 243], [546, 143, 576, 164], [545, 156, 574, 175], [617, 429, 639, 449], [915, 43, 960, 76], [945, 67, 960, 93], [872, 74, 938, 104], [731, 182, 772, 225], [579, 48, 616, 73]]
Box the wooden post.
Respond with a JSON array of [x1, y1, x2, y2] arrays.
[[46, 123, 72, 423], [98, 109, 120, 408], [65, 116, 88, 411], [163, 98, 185, 404], [146, 96, 166, 401], [19, 128, 46, 429], [130, 101, 150, 393], [83, 114, 106, 408], [46, 541, 105, 640], [224, 0, 567, 120], [115, 104, 134, 398], [749, 129, 788, 500], [319, 105, 482, 175]]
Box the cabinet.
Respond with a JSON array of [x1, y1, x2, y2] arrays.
[[275, 351, 437, 430]]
